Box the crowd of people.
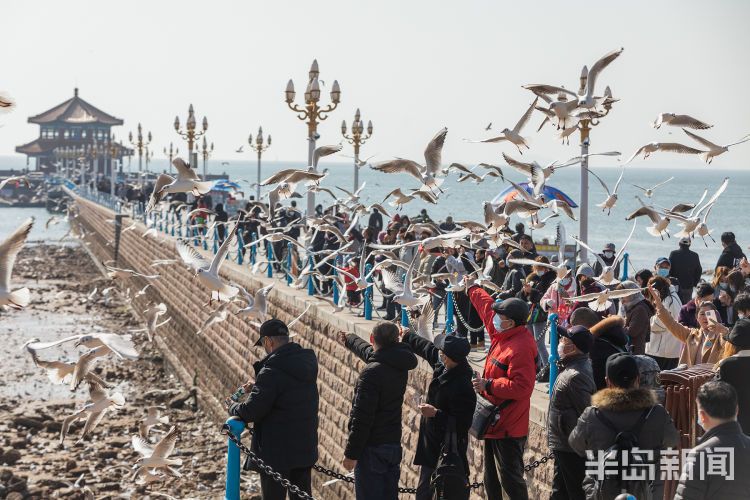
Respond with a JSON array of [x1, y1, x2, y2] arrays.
[[218, 205, 750, 500]]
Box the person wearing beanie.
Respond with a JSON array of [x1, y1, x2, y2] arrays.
[[547, 325, 596, 500], [400, 329, 476, 499], [464, 276, 537, 500], [569, 353, 679, 500], [715, 318, 750, 436]]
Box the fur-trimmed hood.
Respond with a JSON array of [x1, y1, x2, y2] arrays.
[[591, 387, 657, 412], [589, 315, 628, 345]]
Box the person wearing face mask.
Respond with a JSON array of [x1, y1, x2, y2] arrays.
[[498, 249, 527, 300], [650, 283, 730, 366], [540, 266, 576, 325], [653, 257, 681, 292], [616, 281, 655, 355], [645, 276, 683, 370], [592, 242, 621, 280], [400, 328, 476, 499], [675, 381, 750, 499], [464, 278, 537, 500], [715, 317, 750, 436], [546, 325, 596, 500], [678, 282, 715, 329], [225, 319, 319, 500], [714, 269, 744, 327], [571, 265, 615, 319]]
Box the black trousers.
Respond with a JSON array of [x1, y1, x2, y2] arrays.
[[259, 466, 312, 500], [648, 355, 679, 371], [551, 450, 586, 500], [415, 465, 435, 500], [484, 437, 528, 500]]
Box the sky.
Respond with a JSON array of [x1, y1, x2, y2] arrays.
[[3, 0, 750, 169]]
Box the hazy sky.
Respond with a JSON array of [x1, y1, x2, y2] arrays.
[[3, 0, 750, 169]]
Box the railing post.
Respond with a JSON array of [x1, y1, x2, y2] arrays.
[[621, 252, 629, 281], [171, 212, 175, 237], [364, 263, 373, 320], [193, 226, 199, 247], [308, 256, 315, 296], [177, 214, 183, 238], [203, 227, 209, 251], [251, 232, 258, 265], [286, 242, 293, 285], [213, 227, 219, 255], [224, 417, 246, 500], [446, 292, 455, 333], [159, 212, 163, 232], [548, 313, 560, 395], [401, 304, 409, 327], [237, 229, 244, 265], [332, 256, 340, 303], [267, 241, 273, 278]]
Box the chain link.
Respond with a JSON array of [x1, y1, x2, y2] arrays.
[[523, 451, 555, 472], [450, 292, 487, 333]]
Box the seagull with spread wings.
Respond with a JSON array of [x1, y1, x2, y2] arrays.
[[586, 167, 624, 215], [564, 287, 646, 312], [626, 196, 671, 240], [573, 220, 637, 285], [468, 99, 538, 154], [133, 425, 182, 471], [682, 128, 750, 164], [146, 158, 213, 212], [231, 281, 275, 321], [632, 176, 674, 198], [371, 128, 448, 194], [60, 380, 125, 444], [0, 176, 30, 191], [623, 142, 704, 164], [0, 217, 34, 309], [176, 223, 239, 303], [382, 188, 437, 208], [652, 113, 712, 130]]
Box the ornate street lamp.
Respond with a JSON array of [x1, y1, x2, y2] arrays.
[[164, 142, 179, 175], [197, 137, 214, 180], [128, 123, 152, 185], [248, 126, 271, 200], [341, 108, 373, 193], [174, 104, 207, 173]]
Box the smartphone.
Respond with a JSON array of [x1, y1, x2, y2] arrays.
[[705, 309, 718, 324], [473, 371, 479, 379]]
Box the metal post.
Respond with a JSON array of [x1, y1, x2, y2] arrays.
[[364, 263, 373, 320], [353, 151, 359, 194], [401, 305, 409, 327], [306, 136, 316, 216], [203, 227, 208, 251], [224, 417, 245, 500], [621, 253, 629, 281], [213, 227, 219, 254], [251, 232, 258, 265], [332, 256, 340, 303], [308, 256, 315, 296], [446, 292, 455, 333], [579, 138, 590, 262], [237, 229, 244, 265], [548, 313, 560, 395], [286, 242, 293, 285], [256, 152, 262, 201], [267, 242, 273, 278]]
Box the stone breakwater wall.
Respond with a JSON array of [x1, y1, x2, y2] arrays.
[[72, 195, 553, 499]]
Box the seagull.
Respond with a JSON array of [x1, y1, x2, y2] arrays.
[[105, 265, 161, 280], [196, 301, 231, 334], [510, 223, 571, 279], [146, 158, 213, 212], [0, 217, 33, 309], [231, 281, 274, 321], [382, 188, 437, 208], [236, 146, 244, 153], [335, 182, 367, 204], [573, 219, 637, 285], [632, 177, 674, 198], [529, 212, 560, 230], [0, 91, 15, 114], [670, 177, 729, 242], [260, 168, 327, 191], [584, 167, 624, 215], [0, 176, 31, 191], [469, 98, 538, 154], [382, 253, 426, 309], [483, 201, 509, 233], [626, 197, 671, 240], [371, 127, 448, 194], [485, 122, 492, 131], [132, 425, 182, 470], [564, 287, 646, 312], [576, 47, 624, 109], [652, 113, 712, 130], [176, 224, 239, 303], [140, 406, 169, 439], [312, 143, 344, 168], [413, 301, 436, 341], [682, 128, 750, 164], [623, 142, 704, 164], [60, 380, 125, 444], [24, 341, 111, 387], [142, 303, 168, 341]]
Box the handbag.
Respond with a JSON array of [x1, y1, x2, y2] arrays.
[[468, 395, 513, 439]]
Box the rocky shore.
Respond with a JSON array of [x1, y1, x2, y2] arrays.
[[0, 244, 259, 499]]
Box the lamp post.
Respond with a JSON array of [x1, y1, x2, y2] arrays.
[[197, 137, 214, 181], [341, 109, 373, 193], [105, 136, 123, 199], [575, 68, 616, 262], [128, 123, 152, 186], [164, 142, 179, 175], [86, 140, 102, 187], [248, 126, 271, 201], [174, 104, 208, 174], [284, 59, 341, 215]]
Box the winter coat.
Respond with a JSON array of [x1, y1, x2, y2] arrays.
[[569, 387, 680, 500], [227, 342, 319, 470], [593, 253, 621, 280], [655, 307, 727, 366], [431, 256, 448, 292], [715, 242, 746, 270], [715, 350, 750, 436], [517, 270, 557, 324], [401, 331, 476, 470], [589, 316, 629, 390], [498, 265, 526, 300], [468, 285, 537, 438], [343, 335, 418, 459], [669, 246, 703, 290], [623, 298, 655, 355], [674, 421, 750, 500], [646, 292, 684, 359], [678, 299, 700, 329], [547, 354, 596, 453]]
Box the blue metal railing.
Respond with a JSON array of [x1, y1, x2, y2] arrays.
[[621, 252, 629, 281], [445, 292, 455, 334], [364, 264, 373, 320], [224, 417, 245, 500], [548, 313, 560, 395]]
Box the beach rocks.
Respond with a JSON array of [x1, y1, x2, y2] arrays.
[[0, 449, 21, 465]]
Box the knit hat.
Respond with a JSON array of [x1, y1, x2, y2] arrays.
[[728, 318, 750, 349], [606, 352, 639, 388], [434, 333, 471, 361]]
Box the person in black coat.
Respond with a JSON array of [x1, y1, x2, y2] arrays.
[[225, 319, 319, 500], [669, 237, 703, 304], [716, 231, 746, 270], [400, 329, 476, 500], [339, 322, 418, 500], [368, 208, 383, 234], [715, 318, 750, 435], [571, 310, 629, 390], [214, 203, 229, 243]]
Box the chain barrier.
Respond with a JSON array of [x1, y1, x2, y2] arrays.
[[523, 451, 555, 472], [450, 292, 487, 333]]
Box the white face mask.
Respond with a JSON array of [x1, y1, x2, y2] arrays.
[[557, 342, 567, 359], [493, 314, 503, 332]]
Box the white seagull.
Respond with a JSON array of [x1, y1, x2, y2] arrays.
[[231, 281, 275, 321], [564, 287, 646, 312], [371, 128, 448, 194], [623, 142, 704, 164], [469, 98, 538, 154], [682, 128, 750, 164], [632, 177, 674, 198], [626, 197, 672, 240], [586, 167, 624, 215], [573, 220, 637, 285], [60, 380, 125, 444], [652, 113, 712, 130], [177, 224, 239, 303], [146, 158, 213, 212], [132, 425, 182, 470], [0, 217, 34, 309]]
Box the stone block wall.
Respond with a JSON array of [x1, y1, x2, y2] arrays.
[[73, 196, 553, 499]]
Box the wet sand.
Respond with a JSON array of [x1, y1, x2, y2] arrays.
[[1, 244, 260, 499]]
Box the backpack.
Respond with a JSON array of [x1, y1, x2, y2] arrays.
[[431, 417, 469, 500], [589, 406, 654, 499]]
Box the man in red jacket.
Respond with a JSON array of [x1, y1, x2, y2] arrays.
[[465, 278, 537, 500]]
